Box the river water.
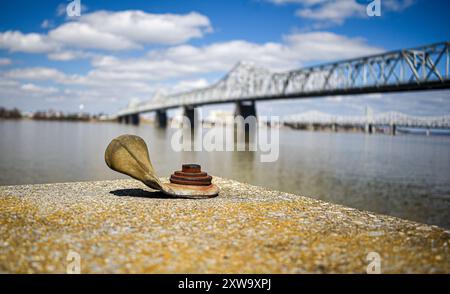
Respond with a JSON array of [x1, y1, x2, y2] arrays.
[[1, 120, 449, 228]]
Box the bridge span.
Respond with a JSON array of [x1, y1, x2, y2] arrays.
[[115, 41, 450, 127]]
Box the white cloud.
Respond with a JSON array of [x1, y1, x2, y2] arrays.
[[90, 31, 381, 82], [0, 31, 59, 53], [0, 10, 211, 54], [0, 58, 12, 65], [78, 10, 212, 46], [47, 50, 95, 61], [270, 0, 416, 25], [284, 31, 380, 61], [5, 67, 68, 82], [49, 22, 140, 50], [0, 79, 19, 87], [171, 79, 210, 93], [296, 0, 364, 24], [21, 83, 59, 94]]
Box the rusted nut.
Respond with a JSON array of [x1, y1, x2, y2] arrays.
[[170, 164, 212, 186], [181, 164, 201, 173]]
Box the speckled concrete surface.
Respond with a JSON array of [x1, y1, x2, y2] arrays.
[[0, 177, 449, 273]]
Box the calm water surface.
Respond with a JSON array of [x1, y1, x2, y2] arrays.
[[1, 120, 449, 228]]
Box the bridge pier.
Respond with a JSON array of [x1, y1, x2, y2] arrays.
[[118, 114, 139, 125], [365, 123, 373, 134], [184, 106, 199, 129], [235, 101, 257, 146], [156, 110, 167, 128], [235, 100, 257, 119], [130, 114, 140, 126], [391, 123, 397, 136]]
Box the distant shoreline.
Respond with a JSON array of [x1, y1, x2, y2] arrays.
[[1, 117, 450, 136]]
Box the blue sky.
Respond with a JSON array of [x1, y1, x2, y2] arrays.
[[0, 0, 449, 116]]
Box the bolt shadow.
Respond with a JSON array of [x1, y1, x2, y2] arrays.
[[109, 188, 172, 199]]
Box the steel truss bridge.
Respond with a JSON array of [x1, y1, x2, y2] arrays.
[[116, 41, 450, 126], [284, 111, 450, 129]]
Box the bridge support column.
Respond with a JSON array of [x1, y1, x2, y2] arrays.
[[365, 123, 373, 134], [130, 114, 140, 126], [391, 123, 397, 136], [184, 106, 199, 129], [235, 100, 257, 119], [156, 110, 167, 128], [235, 101, 257, 147]]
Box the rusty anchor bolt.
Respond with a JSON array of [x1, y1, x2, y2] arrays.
[[169, 164, 213, 186]]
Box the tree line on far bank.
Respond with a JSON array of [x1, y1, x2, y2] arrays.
[[0, 107, 21, 119], [0, 107, 97, 121]]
